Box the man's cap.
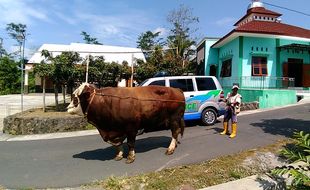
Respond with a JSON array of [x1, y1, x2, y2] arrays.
[[232, 85, 239, 90]]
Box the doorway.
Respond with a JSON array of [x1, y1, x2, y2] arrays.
[[288, 58, 303, 87]]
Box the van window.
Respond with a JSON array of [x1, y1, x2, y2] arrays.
[[149, 80, 165, 86], [196, 77, 216, 90], [169, 79, 194, 92]]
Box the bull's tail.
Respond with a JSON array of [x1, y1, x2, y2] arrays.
[[180, 118, 185, 138]]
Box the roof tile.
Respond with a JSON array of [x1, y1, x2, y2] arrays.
[[247, 7, 282, 16], [236, 21, 310, 39]]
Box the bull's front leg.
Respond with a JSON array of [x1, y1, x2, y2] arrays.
[[126, 133, 136, 164], [104, 131, 126, 161], [114, 145, 124, 161]]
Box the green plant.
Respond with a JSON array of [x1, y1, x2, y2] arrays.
[[85, 123, 95, 130], [271, 131, 310, 189]]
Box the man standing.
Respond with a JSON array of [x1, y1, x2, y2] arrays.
[[220, 85, 242, 138]]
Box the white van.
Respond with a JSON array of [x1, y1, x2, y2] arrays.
[[139, 76, 226, 125]]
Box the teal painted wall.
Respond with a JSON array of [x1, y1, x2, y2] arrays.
[[218, 38, 239, 77], [218, 38, 240, 86], [258, 89, 297, 108], [243, 37, 277, 77], [204, 39, 219, 75], [203, 36, 307, 109], [223, 88, 297, 108]]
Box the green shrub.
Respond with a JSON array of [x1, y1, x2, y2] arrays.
[[271, 131, 310, 189]]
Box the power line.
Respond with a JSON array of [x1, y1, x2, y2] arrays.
[[264, 1, 310, 17]]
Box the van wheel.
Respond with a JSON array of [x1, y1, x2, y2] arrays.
[[201, 108, 217, 126]]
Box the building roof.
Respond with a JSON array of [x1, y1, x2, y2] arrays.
[[236, 21, 310, 38], [210, 0, 310, 48], [247, 7, 281, 16], [212, 16, 310, 47], [27, 43, 146, 66], [212, 21, 310, 47], [196, 37, 220, 48], [234, 7, 282, 26]]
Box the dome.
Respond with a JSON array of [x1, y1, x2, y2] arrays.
[[247, 0, 264, 10]]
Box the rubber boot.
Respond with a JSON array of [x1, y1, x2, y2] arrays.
[[220, 122, 228, 135], [230, 123, 237, 138]]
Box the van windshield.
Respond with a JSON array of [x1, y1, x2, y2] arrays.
[[138, 79, 149, 86]]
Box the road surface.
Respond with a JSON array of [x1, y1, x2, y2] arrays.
[[0, 103, 309, 188]]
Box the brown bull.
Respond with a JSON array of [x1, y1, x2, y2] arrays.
[[67, 83, 185, 163]]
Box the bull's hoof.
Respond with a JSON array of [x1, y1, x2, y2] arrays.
[[126, 156, 135, 164], [165, 149, 174, 155], [114, 155, 123, 161]]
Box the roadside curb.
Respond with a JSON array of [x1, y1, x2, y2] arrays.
[[200, 161, 310, 190], [199, 174, 282, 190], [1, 98, 309, 142], [200, 175, 262, 190], [1, 130, 98, 141]]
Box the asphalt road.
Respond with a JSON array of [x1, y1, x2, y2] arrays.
[[0, 103, 309, 189]]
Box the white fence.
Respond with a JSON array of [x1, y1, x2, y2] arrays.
[[219, 76, 295, 89]]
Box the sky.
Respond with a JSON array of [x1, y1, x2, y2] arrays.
[[0, 0, 309, 59]]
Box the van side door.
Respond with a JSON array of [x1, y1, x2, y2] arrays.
[[168, 78, 196, 112]]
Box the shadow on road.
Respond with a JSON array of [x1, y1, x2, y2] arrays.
[[73, 136, 171, 161], [251, 118, 310, 138], [185, 119, 221, 127]]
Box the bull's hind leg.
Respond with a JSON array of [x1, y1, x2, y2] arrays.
[[166, 137, 177, 155], [166, 120, 180, 155]]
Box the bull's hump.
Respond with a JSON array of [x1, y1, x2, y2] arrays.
[[154, 88, 168, 96]]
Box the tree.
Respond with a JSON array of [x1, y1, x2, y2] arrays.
[[6, 23, 27, 44], [166, 4, 198, 69], [6, 23, 28, 99], [6, 23, 27, 60], [35, 50, 81, 111], [80, 31, 102, 45], [86, 56, 129, 87], [137, 31, 164, 60], [0, 57, 21, 94], [0, 37, 7, 57], [33, 58, 53, 112], [135, 59, 157, 83], [134, 5, 199, 83]]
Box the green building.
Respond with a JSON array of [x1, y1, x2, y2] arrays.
[[197, 0, 310, 108]]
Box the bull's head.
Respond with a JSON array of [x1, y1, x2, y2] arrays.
[[67, 83, 89, 116]]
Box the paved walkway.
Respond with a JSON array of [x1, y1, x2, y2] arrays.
[[0, 93, 65, 133]]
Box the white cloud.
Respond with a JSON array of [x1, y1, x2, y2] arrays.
[[215, 17, 236, 27], [0, 0, 159, 47], [53, 11, 78, 25], [76, 12, 151, 46], [153, 27, 167, 36], [0, 0, 51, 26]]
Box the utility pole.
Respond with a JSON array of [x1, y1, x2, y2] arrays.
[[19, 30, 26, 112], [131, 53, 134, 87], [86, 54, 90, 83]]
